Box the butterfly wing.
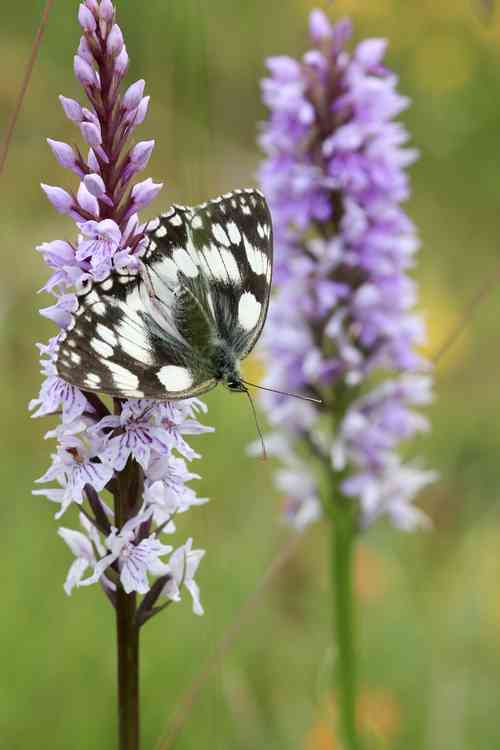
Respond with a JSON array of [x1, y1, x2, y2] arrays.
[[55, 188, 273, 400], [55, 259, 217, 401], [185, 189, 273, 360], [140, 188, 272, 362]]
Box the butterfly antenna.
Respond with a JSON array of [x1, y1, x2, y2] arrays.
[[243, 387, 267, 461], [240, 379, 322, 405]]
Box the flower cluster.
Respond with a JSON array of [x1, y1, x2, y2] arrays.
[[31, 0, 210, 617], [258, 10, 436, 529]]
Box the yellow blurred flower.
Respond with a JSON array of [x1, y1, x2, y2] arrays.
[[358, 689, 401, 743], [354, 544, 390, 603], [305, 723, 338, 750], [419, 281, 469, 372], [304, 688, 402, 749], [241, 352, 266, 385]]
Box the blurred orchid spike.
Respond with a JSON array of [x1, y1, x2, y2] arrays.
[[257, 8, 435, 531]]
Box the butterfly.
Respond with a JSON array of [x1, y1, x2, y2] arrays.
[[55, 188, 273, 401]]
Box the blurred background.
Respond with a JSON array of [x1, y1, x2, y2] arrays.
[[2, 0, 500, 747]]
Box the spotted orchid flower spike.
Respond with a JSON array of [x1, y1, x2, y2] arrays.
[[32, 1, 229, 745]]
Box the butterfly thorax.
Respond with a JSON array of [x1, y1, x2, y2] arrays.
[[210, 339, 244, 392]]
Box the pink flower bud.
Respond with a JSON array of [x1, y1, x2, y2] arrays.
[[59, 95, 83, 122], [83, 173, 106, 198], [309, 9, 332, 41], [77, 182, 99, 216], [355, 39, 387, 69], [80, 121, 102, 147], [266, 56, 301, 82], [129, 140, 155, 171], [77, 36, 94, 65], [106, 24, 124, 56], [95, 146, 110, 164], [304, 50, 327, 73], [99, 0, 114, 22], [122, 79, 145, 111], [41, 184, 75, 215], [130, 178, 163, 211], [74, 55, 96, 88], [81, 107, 99, 126], [87, 148, 101, 173], [115, 46, 129, 77], [126, 96, 149, 129], [78, 3, 96, 32], [85, 0, 99, 13], [47, 139, 82, 175], [331, 18, 353, 53], [121, 140, 155, 183]]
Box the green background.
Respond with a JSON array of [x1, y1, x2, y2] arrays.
[[2, 1, 500, 748]]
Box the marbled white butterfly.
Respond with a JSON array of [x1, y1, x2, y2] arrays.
[[55, 188, 273, 400]]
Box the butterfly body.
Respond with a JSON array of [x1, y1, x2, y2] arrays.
[[55, 189, 273, 401]]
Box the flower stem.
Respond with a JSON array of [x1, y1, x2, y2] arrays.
[[115, 449, 142, 750], [331, 501, 360, 750], [116, 588, 140, 750]]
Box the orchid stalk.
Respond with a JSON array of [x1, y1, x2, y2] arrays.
[[31, 3, 211, 748], [258, 10, 436, 749]]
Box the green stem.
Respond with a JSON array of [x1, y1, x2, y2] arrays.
[[331, 503, 360, 750]]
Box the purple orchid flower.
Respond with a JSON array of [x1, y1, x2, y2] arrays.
[[32, 1, 211, 631], [258, 8, 435, 529]]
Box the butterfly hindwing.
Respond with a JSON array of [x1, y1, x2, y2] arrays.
[[55, 188, 273, 400], [56, 271, 216, 400]]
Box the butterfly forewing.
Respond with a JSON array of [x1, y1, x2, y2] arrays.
[[55, 188, 273, 400], [185, 189, 273, 358]]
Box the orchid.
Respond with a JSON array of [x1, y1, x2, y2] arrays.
[[31, 2, 212, 746], [161, 538, 206, 616], [259, 9, 435, 531], [80, 509, 172, 595], [258, 10, 436, 749]]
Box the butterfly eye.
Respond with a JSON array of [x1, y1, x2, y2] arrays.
[[227, 380, 244, 392]]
